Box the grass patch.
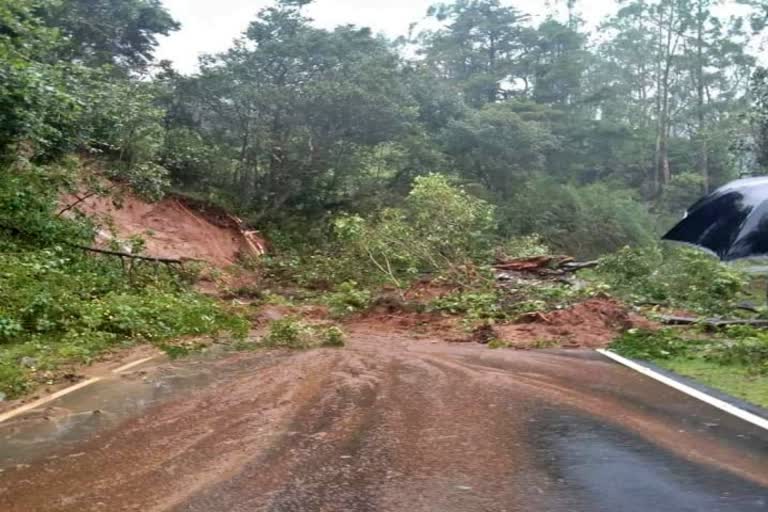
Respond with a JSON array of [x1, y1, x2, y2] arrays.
[[262, 317, 345, 349], [0, 247, 249, 398], [324, 281, 372, 318], [610, 328, 768, 409], [658, 358, 768, 409]]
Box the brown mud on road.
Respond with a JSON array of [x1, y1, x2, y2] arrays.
[[1, 330, 767, 512]]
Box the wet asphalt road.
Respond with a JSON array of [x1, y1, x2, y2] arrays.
[[0, 330, 766, 511]]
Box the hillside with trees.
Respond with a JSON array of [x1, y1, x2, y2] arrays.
[[3, 0, 768, 403]]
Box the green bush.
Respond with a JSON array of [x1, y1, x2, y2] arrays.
[[334, 173, 496, 288], [596, 245, 747, 314], [0, 167, 249, 397], [430, 291, 506, 323], [498, 234, 551, 259], [260, 250, 367, 290], [703, 327, 768, 373], [611, 329, 693, 360], [500, 177, 656, 259], [612, 326, 768, 375], [262, 318, 345, 349], [0, 245, 249, 397], [325, 281, 372, 317]]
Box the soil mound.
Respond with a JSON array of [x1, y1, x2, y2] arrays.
[[494, 298, 655, 349], [63, 190, 266, 267]]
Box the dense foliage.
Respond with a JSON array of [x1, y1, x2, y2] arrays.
[[613, 326, 768, 375], [596, 246, 748, 313], [0, 0, 247, 397]]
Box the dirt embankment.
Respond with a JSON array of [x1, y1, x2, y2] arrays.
[[62, 189, 266, 267]]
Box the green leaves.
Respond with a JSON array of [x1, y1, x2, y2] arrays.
[[500, 178, 656, 259], [334, 174, 496, 287], [596, 245, 748, 314], [613, 325, 768, 376], [262, 317, 345, 349], [611, 329, 693, 360], [442, 101, 557, 197], [325, 282, 372, 318], [39, 0, 179, 71]]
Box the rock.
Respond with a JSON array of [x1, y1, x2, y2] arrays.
[[471, 323, 498, 345], [0, 392, 6, 402], [20, 357, 38, 368]]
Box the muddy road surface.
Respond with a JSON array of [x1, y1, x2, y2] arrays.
[[1, 330, 767, 511]]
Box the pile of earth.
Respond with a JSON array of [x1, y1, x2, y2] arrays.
[[489, 298, 655, 349]]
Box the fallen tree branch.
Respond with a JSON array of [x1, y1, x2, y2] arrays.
[[560, 260, 600, 272], [68, 244, 185, 265], [494, 255, 599, 275], [660, 315, 768, 328], [56, 186, 115, 218]]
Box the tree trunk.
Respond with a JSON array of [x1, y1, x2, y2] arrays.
[[653, 6, 664, 195], [696, 0, 709, 193], [655, 1, 678, 192], [238, 121, 252, 206]]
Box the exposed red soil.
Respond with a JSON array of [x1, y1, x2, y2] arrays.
[[495, 298, 657, 349], [62, 189, 266, 267], [350, 310, 464, 340]]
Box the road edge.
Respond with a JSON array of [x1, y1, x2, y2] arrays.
[[0, 356, 158, 425], [596, 349, 768, 432]]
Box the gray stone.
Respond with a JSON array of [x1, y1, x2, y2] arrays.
[[20, 356, 38, 368]]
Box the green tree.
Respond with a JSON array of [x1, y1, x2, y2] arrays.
[[41, 0, 179, 71], [420, 0, 533, 106], [0, 0, 84, 159], [441, 101, 557, 198], [173, 1, 417, 220]]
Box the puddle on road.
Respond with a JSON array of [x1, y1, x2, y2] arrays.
[[0, 351, 273, 469]]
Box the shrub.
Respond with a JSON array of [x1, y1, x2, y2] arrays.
[[703, 327, 768, 373], [612, 326, 768, 375], [325, 281, 372, 317], [611, 329, 693, 360], [262, 317, 345, 349], [430, 291, 506, 323], [497, 234, 551, 259], [334, 174, 496, 288], [500, 177, 656, 258], [0, 223, 248, 397], [596, 245, 747, 314]]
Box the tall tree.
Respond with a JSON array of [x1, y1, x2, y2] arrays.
[[175, 1, 417, 219], [41, 0, 179, 71], [420, 0, 532, 106]]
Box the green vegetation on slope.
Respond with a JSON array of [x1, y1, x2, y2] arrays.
[[0, 166, 248, 398], [4, 0, 768, 400], [611, 328, 768, 408], [0, 1, 248, 397]]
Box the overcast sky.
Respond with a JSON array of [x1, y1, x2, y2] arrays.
[[155, 0, 618, 72], [155, 0, 752, 73]]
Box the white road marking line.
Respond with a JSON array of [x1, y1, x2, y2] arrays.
[[0, 355, 158, 424], [597, 349, 768, 432], [0, 378, 101, 424], [112, 356, 156, 374]]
